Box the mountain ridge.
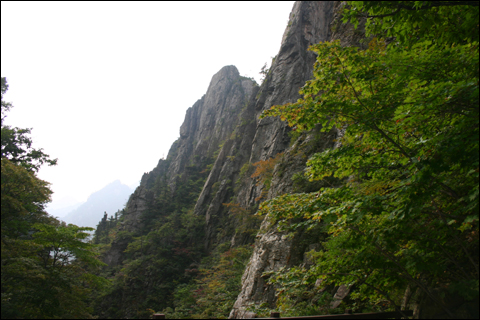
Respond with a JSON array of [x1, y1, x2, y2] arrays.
[[61, 179, 132, 229]]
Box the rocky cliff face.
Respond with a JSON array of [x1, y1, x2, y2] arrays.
[[101, 0, 366, 317], [103, 66, 256, 266], [229, 2, 371, 317], [194, 1, 337, 251], [228, 2, 341, 317]]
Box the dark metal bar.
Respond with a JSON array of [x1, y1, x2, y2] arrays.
[[261, 310, 413, 319]]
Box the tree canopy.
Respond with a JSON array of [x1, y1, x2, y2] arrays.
[[1, 77, 107, 319], [1, 77, 57, 173], [261, 1, 478, 316]]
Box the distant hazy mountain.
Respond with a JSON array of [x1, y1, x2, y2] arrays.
[[61, 180, 132, 229], [48, 202, 83, 218], [46, 195, 84, 218]]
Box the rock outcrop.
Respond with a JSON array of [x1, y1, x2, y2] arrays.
[[194, 1, 336, 252], [102, 65, 256, 266], [228, 1, 339, 317]]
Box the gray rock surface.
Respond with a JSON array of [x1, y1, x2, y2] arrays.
[[102, 65, 256, 266], [228, 1, 371, 317], [229, 1, 339, 317]]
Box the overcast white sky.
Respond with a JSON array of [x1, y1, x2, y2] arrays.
[[1, 1, 295, 209]]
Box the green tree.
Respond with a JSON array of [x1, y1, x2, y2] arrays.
[[1, 77, 55, 242], [1, 77, 107, 318], [2, 219, 107, 318], [1, 158, 52, 239], [1, 77, 57, 173], [166, 244, 254, 319], [261, 2, 478, 316], [342, 1, 479, 48]]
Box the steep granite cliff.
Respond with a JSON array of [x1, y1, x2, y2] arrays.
[[102, 66, 256, 267], [99, 1, 359, 317], [228, 2, 341, 317], [194, 1, 337, 252]]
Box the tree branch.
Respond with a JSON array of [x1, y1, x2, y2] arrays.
[[349, 225, 456, 318]]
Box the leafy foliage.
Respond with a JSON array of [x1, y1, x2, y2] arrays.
[[1, 78, 57, 173], [94, 207, 207, 318], [263, 265, 336, 317], [1, 158, 52, 239], [251, 152, 283, 201], [260, 1, 478, 316], [166, 244, 254, 319], [342, 1, 479, 48], [223, 202, 262, 238], [93, 157, 212, 318], [1, 77, 106, 319], [2, 219, 107, 319], [93, 210, 123, 245]]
